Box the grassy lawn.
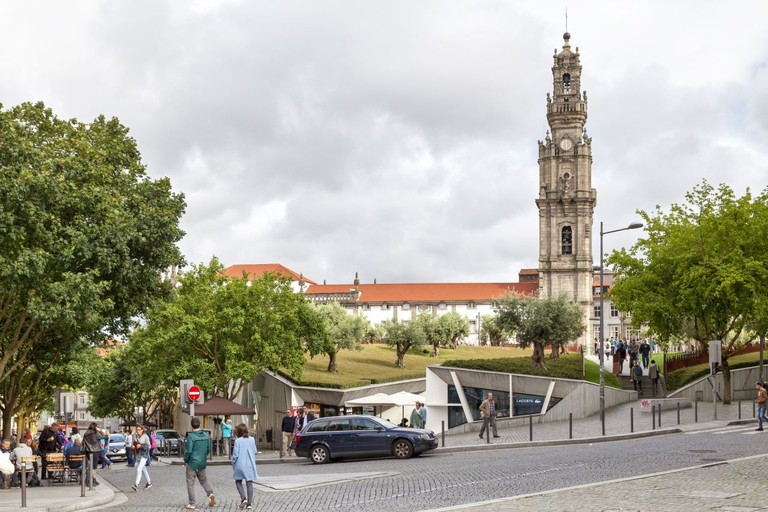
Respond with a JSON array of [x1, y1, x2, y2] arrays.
[[284, 344, 621, 389], [666, 351, 764, 391]]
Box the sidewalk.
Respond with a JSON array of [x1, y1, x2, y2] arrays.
[[436, 452, 768, 511], [0, 479, 114, 512]]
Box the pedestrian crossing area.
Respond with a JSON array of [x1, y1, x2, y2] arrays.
[[685, 424, 766, 436]]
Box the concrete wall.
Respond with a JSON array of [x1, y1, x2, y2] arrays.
[[667, 365, 764, 402], [425, 365, 635, 434]]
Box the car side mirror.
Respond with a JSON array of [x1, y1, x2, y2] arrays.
[[375, 427, 384, 431]]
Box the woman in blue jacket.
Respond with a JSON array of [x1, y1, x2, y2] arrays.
[[231, 423, 258, 509]]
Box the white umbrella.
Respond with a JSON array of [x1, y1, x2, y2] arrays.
[[388, 391, 426, 406], [344, 392, 398, 407]]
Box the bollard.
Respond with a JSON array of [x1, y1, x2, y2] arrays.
[[486, 424, 490, 444], [652, 405, 656, 430], [529, 415, 533, 442], [87, 455, 93, 491], [279, 431, 283, 459], [81, 457, 86, 497], [677, 402, 680, 425], [695, 399, 698, 422], [631, 408, 634, 433], [739, 400, 742, 420], [754, 399, 756, 418], [658, 403, 662, 427], [441, 421, 445, 448], [569, 413, 573, 440], [21, 463, 26, 508]]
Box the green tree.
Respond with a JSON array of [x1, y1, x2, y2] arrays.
[[134, 258, 324, 401], [437, 311, 470, 354], [310, 302, 369, 373], [478, 314, 511, 346], [382, 317, 427, 368], [0, 101, 185, 433], [494, 294, 585, 370], [607, 181, 768, 403]]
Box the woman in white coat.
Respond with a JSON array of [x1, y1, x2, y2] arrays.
[[231, 423, 258, 509]]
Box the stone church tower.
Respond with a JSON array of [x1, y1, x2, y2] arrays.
[[536, 32, 596, 346]]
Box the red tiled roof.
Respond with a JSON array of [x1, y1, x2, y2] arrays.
[[519, 269, 539, 275], [223, 264, 317, 284], [304, 282, 538, 302]]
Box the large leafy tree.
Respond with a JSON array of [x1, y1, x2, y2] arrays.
[[607, 181, 768, 403], [420, 311, 471, 357], [494, 294, 585, 370], [0, 101, 185, 429], [382, 317, 427, 368], [132, 258, 324, 401], [310, 302, 369, 373], [478, 314, 511, 346]]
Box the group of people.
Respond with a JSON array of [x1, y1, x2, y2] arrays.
[[183, 416, 258, 510], [280, 405, 317, 457], [409, 402, 427, 429]]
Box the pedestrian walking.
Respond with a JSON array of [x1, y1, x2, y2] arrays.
[[280, 410, 294, 457], [221, 419, 232, 456], [640, 339, 651, 368], [649, 360, 660, 396], [232, 423, 258, 509], [183, 417, 215, 510], [755, 382, 768, 431], [131, 425, 152, 492], [125, 429, 135, 467], [82, 423, 106, 486], [632, 361, 643, 394], [478, 393, 499, 439], [410, 402, 424, 429], [617, 342, 626, 373]]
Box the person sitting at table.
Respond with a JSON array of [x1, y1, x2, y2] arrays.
[[64, 438, 83, 470]]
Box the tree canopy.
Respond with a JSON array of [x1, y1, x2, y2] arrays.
[[0, 101, 185, 433], [494, 293, 585, 369], [127, 258, 325, 401], [607, 181, 768, 402], [309, 302, 369, 372], [478, 314, 511, 346], [381, 316, 427, 368]]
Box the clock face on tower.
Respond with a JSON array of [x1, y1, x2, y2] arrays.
[[559, 138, 573, 151]]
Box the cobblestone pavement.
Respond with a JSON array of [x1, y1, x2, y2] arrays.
[[449, 452, 768, 511], [99, 428, 768, 511]]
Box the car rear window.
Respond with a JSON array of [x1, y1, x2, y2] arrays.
[[307, 421, 328, 432], [109, 435, 125, 443], [158, 431, 181, 439]]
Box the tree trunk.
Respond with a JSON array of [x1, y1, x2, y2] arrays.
[[395, 342, 410, 368], [327, 352, 339, 372], [722, 356, 731, 405], [549, 345, 560, 359], [531, 343, 550, 370], [431, 343, 439, 358]]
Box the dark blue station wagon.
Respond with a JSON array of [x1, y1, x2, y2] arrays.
[[294, 415, 438, 464]]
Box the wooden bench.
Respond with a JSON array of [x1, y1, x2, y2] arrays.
[[45, 453, 66, 485]]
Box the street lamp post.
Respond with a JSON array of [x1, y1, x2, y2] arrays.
[[599, 221, 643, 436]]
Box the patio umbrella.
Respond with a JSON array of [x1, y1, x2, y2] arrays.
[[388, 391, 427, 426]]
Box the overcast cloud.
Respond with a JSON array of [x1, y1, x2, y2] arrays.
[[2, 1, 766, 284]]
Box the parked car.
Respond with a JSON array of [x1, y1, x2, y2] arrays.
[[154, 429, 183, 455], [294, 415, 438, 464], [106, 434, 126, 461]]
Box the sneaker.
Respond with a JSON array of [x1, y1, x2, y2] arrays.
[[94, 479, 100, 486], [131, 484, 138, 492], [478, 434, 483, 438], [240, 500, 248, 508], [145, 482, 152, 489], [246, 504, 252, 510], [208, 493, 216, 507], [757, 428, 764, 431], [186, 506, 196, 510], [493, 435, 500, 438]]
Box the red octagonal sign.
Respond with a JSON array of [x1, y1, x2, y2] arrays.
[[188, 385, 201, 402]]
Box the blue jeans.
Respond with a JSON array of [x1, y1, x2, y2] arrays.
[[759, 406, 768, 429], [642, 354, 650, 367]]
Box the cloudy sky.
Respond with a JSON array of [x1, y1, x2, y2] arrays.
[[2, 1, 766, 284]]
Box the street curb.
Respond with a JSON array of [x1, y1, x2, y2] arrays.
[[48, 481, 116, 512], [423, 451, 768, 511], [163, 428, 681, 466]]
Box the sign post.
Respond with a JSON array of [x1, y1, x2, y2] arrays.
[[188, 385, 201, 417]]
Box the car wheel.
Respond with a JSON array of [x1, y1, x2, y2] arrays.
[[392, 439, 414, 459], [309, 445, 330, 464]]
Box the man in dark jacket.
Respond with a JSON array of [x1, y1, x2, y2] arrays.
[[183, 417, 215, 510], [38, 424, 60, 479], [280, 410, 294, 457]]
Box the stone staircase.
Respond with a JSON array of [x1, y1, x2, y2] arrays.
[[618, 374, 667, 398]]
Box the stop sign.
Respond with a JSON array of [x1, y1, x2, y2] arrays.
[[188, 385, 201, 402]]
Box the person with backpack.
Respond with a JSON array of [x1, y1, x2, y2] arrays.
[[82, 423, 106, 486], [756, 382, 768, 431], [632, 361, 643, 394]]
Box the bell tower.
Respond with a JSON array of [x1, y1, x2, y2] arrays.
[[536, 32, 596, 346]]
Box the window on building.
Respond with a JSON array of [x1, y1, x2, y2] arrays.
[[419, 304, 431, 312], [627, 327, 641, 340], [610, 326, 620, 339], [438, 303, 446, 310], [593, 305, 601, 318], [469, 320, 477, 334], [78, 395, 86, 406], [562, 226, 573, 255], [78, 412, 85, 420], [362, 304, 370, 311], [402, 303, 411, 311], [610, 304, 619, 317], [467, 302, 476, 309], [595, 326, 602, 339], [381, 303, 389, 310]]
